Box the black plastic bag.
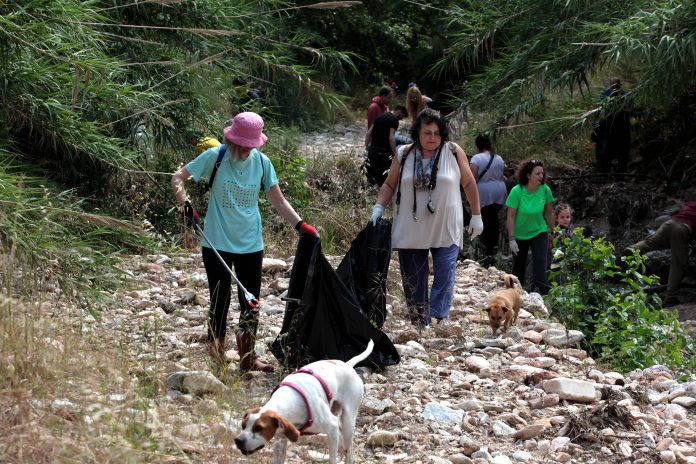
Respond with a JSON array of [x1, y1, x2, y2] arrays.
[[336, 219, 392, 328], [270, 233, 400, 370]]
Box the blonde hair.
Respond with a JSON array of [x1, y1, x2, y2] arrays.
[[225, 142, 244, 161], [406, 86, 426, 123]]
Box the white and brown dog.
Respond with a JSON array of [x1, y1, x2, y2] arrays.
[[235, 339, 374, 464]]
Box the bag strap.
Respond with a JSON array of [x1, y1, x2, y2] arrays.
[[258, 150, 266, 192], [395, 143, 414, 214], [204, 145, 267, 194], [202, 145, 226, 194], [477, 153, 495, 181]]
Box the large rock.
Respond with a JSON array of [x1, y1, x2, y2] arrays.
[[513, 424, 547, 440], [542, 378, 597, 402], [166, 371, 228, 396], [540, 329, 585, 347], [366, 430, 400, 447], [421, 402, 465, 425], [262, 257, 288, 273]]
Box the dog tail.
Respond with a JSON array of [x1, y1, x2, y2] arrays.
[[504, 274, 517, 289], [346, 339, 374, 368]]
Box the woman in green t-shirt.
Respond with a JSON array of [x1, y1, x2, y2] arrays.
[[505, 160, 555, 294]]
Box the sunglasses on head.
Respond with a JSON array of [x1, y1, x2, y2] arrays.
[[527, 159, 542, 166]]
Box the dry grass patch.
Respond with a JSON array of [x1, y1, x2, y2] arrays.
[[0, 292, 258, 463]]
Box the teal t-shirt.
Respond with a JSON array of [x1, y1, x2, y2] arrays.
[[186, 146, 279, 253], [505, 184, 554, 240]]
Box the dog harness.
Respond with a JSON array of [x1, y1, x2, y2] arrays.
[[273, 368, 333, 435]]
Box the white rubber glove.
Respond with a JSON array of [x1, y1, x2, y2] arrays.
[[371, 204, 384, 226], [468, 214, 483, 239], [509, 239, 519, 255]]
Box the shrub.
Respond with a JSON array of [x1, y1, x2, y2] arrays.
[[547, 228, 694, 376]]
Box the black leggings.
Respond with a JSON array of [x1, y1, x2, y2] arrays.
[[512, 232, 549, 295], [202, 247, 263, 339], [480, 204, 502, 256]]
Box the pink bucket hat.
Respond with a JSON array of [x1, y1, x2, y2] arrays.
[[223, 112, 268, 148]]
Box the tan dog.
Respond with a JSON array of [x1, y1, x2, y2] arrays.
[[485, 274, 522, 334]]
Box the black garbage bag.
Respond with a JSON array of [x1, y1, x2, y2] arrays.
[[270, 233, 400, 370], [336, 219, 391, 328]]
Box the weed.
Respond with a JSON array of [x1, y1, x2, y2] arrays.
[[546, 228, 694, 377]]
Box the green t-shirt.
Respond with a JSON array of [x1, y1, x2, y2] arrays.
[[505, 184, 554, 240]]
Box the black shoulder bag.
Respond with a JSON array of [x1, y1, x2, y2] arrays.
[[477, 153, 496, 181], [201, 145, 227, 194]]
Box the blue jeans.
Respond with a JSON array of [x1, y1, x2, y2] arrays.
[[398, 244, 459, 325], [512, 232, 549, 295], [395, 133, 412, 148]]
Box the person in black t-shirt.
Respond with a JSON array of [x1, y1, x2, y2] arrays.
[[364, 105, 408, 186], [592, 78, 633, 172]]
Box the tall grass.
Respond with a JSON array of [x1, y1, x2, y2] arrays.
[[0, 273, 257, 463]]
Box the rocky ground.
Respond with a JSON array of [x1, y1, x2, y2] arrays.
[[55, 248, 694, 464], [14, 123, 694, 463]]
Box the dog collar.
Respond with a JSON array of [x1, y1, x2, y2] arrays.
[[273, 368, 333, 435]]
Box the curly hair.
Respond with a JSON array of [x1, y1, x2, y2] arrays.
[[516, 159, 546, 185], [410, 108, 449, 143]]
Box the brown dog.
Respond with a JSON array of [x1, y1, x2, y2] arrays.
[[485, 274, 522, 334]]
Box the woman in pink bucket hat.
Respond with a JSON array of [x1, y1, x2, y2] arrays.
[[172, 112, 318, 371]]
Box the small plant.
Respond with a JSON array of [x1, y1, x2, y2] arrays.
[[546, 228, 694, 377]]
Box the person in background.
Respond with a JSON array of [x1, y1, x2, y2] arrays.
[[364, 105, 408, 187], [130, 120, 153, 157], [554, 203, 574, 239], [592, 78, 632, 172], [626, 201, 696, 306], [549, 203, 574, 282], [406, 86, 432, 125], [172, 112, 318, 371], [385, 77, 400, 94], [506, 159, 555, 294], [369, 108, 483, 326], [367, 87, 393, 129], [469, 134, 507, 263]]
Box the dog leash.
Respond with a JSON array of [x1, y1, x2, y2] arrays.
[[273, 368, 333, 435]]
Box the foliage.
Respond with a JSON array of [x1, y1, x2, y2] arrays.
[[547, 228, 694, 376], [0, 149, 159, 303], [436, 0, 696, 149], [0, 0, 359, 303], [287, 0, 458, 97]]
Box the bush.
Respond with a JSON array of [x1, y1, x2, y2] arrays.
[[547, 228, 694, 376]]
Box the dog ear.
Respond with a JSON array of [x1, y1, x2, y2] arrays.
[[485, 306, 491, 313], [266, 410, 300, 442], [502, 306, 510, 313]]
